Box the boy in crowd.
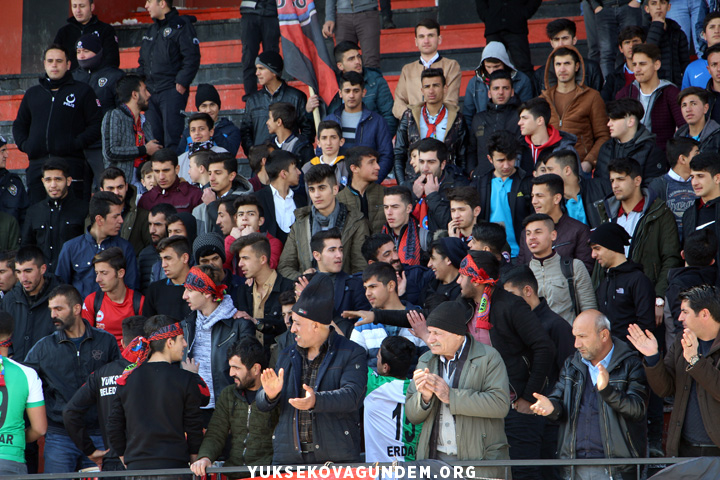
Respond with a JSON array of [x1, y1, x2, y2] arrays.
[[225, 195, 283, 270], [517, 98, 577, 172], [682, 153, 720, 266], [601, 26, 645, 102], [187, 150, 211, 188], [178, 83, 241, 156], [138, 149, 203, 213], [675, 87, 720, 153], [0, 251, 17, 300], [143, 236, 193, 321], [447, 186, 482, 243], [682, 12, 720, 89], [382, 187, 428, 266], [138, 161, 156, 198], [248, 144, 273, 192], [303, 121, 349, 187], [178, 113, 228, 183], [267, 103, 314, 165], [337, 146, 386, 234], [643, 0, 689, 86]]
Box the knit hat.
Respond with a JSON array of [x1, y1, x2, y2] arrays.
[[256, 51, 284, 77], [76, 34, 102, 54], [195, 83, 221, 109], [426, 301, 468, 336], [193, 232, 226, 263], [588, 223, 631, 254], [292, 273, 334, 325], [438, 237, 469, 269]]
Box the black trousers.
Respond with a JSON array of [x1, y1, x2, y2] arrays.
[[146, 88, 190, 152], [485, 32, 534, 78], [240, 14, 280, 99]]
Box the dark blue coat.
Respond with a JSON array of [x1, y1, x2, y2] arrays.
[[333, 272, 371, 336], [177, 117, 242, 156]]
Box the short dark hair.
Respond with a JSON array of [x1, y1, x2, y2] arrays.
[[266, 150, 298, 182], [340, 71, 364, 89], [690, 152, 720, 176], [707, 43, 720, 60], [208, 152, 238, 176], [488, 69, 513, 87], [151, 148, 179, 167], [522, 212, 555, 230], [666, 137, 700, 168], [48, 284, 83, 309], [233, 194, 264, 218], [608, 157, 642, 178], [334, 40, 361, 63], [703, 11, 720, 31], [231, 232, 271, 261], [15, 245, 45, 267], [606, 98, 645, 121], [447, 186, 481, 210], [679, 285, 720, 323], [632, 43, 661, 62], [531, 174, 565, 198], [311, 228, 342, 255], [189, 150, 213, 171], [362, 262, 397, 290], [678, 86, 710, 106], [92, 246, 127, 272], [188, 112, 214, 131], [122, 315, 147, 346], [226, 336, 268, 369], [503, 265, 539, 294], [149, 202, 178, 219], [361, 233, 394, 262], [278, 290, 296, 306], [89, 191, 123, 224], [415, 17, 440, 36], [551, 46, 580, 65], [487, 130, 519, 159], [0, 251, 15, 270], [305, 164, 337, 187], [157, 235, 191, 259], [546, 149, 579, 177], [384, 185, 413, 206], [546, 18, 576, 39], [379, 336, 416, 379], [44, 44, 69, 61], [346, 146, 379, 171], [519, 97, 551, 126], [471, 222, 506, 255], [268, 102, 297, 131], [145, 315, 180, 354], [248, 144, 272, 175], [218, 195, 239, 217], [421, 68, 446, 87], [116, 74, 146, 104], [99, 167, 127, 187], [318, 120, 342, 138], [467, 250, 499, 279], [617, 25, 645, 46], [416, 138, 448, 163], [42, 158, 70, 177], [684, 228, 718, 267]]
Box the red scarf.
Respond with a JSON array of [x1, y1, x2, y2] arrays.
[[422, 105, 447, 139], [382, 216, 422, 265], [123, 105, 146, 168], [459, 255, 498, 346]]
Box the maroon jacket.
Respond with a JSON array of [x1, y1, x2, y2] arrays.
[[615, 80, 685, 152], [138, 177, 202, 213]]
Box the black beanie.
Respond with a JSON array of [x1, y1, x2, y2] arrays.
[[426, 302, 468, 336], [256, 51, 284, 77], [195, 83, 221, 110], [292, 273, 334, 325], [588, 222, 631, 254], [438, 237, 469, 269]]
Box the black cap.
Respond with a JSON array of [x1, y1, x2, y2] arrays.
[[292, 273, 334, 325], [426, 302, 468, 336], [588, 222, 631, 254]]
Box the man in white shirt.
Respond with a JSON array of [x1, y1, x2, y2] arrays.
[[256, 150, 306, 244]]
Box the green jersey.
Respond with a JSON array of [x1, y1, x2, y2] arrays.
[[0, 356, 44, 463]]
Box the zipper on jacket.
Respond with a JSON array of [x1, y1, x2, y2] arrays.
[[218, 331, 236, 347], [243, 403, 252, 463], [46, 93, 57, 153]]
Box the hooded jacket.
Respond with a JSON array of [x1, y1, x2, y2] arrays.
[[595, 123, 667, 181], [616, 79, 686, 152], [520, 126, 577, 173], [53, 15, 120, 70], [547, 338, 648, 478], [596, 260, 656, 339], [595, 189, 683, 297], [468, 96, 522, 177], [540, 46, 610, 167], [462, 42, 534, 126], [674, 119, 720, 153], [645, 18, 690, 87], [533, 55, 604, 95], [137, 8, 200, 93]]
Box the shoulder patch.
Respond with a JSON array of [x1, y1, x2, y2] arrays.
[[163, 27, 172, 37], [98, 77, 108, 87], [7, 185, 17, 197]]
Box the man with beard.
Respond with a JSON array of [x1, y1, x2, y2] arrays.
[[190, 337, 279, 474], [137, 203, 177, 293]]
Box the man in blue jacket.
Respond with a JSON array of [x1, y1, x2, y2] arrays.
[[257, 273, 366, 465]]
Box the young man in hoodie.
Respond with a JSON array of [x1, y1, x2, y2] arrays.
[[177, 84, 242, 156], [675, 87, 720, 153], [596, 98, 668, 181], [616, 43, 685, 153], [517, 97, 577, 173], [462, 41, 534, 127], [681, 152, 720, 265], [267, 102, 315, 166], [681, 11, 720, 89], [467, 70, 522, 177], [643, 0, 689, 87], [540, 46, 610, 173], [182, 264, 254, 425]]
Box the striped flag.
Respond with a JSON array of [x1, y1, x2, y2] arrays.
[[277, 0, 339, 106]]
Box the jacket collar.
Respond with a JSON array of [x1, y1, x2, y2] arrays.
[[54, 318, 95, 343]]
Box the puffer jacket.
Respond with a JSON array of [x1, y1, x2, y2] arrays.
[[393, 103, 467, 183], [594, 123, 667, 182], [197, 385, 279, 468], [406, 337, 510, 480], [547, 338, 648, 478], [255, 330, 366, 464], [645, 18, 690, 87], [674, 119, 720, 154], [519, 126, 577, 173], [467, 96, 522, 177], [277, 203, 369, 281], [540, 46, 610, 167], [595, 188, 683, 297]]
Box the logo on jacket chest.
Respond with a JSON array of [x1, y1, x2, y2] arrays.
[[98, 78, 108, 88], [63, 94, 76, 108], [91, 349, 104, 361], [163, 27, 173, 37]]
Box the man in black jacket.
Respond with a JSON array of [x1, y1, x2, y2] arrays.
[[137, 203, 177, 294], [25, 284, 120, 474], [12, 45, 102, 203], [531, 309, 648, 480], [682, 152, 720, 266], [62, 315, 147, 472], [138, 0, 201, 151], [53, 0, 120, 71], [21, 159, 89, 272], [0, 137, 29, 224], [257, 273, 366, 465], [643, 0, 689, 86]]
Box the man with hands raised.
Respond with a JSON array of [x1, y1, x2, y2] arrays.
[[256, 273, 366, 464], [627, 285, 720, 457], [531, 310, 648, 480]]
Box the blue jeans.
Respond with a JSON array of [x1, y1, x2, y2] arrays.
[[596, 3, 643, 78], [667, 0, 704, 56], [43, 429, 104, 476]]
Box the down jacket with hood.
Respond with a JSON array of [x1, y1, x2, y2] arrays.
[[533, 54, 604, 94], [540, 46, 610, 167], [462, 42, 534, 127], [595, 123, 668, 182]]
